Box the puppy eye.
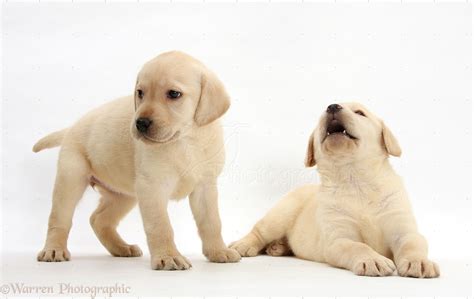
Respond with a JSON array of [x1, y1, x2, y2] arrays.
[[136, 89, 144, 99], [167, 90, 182, 100], [355, 110, 366, 117]]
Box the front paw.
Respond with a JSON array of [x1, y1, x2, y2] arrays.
[[205, 247, 241, 263], [37, 247, 71, 262], [151, 254, 192, 270], [352, 255, 396, 277], [397, 258, 440, 278]]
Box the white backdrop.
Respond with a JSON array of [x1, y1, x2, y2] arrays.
[[1, 3, 472, 294]]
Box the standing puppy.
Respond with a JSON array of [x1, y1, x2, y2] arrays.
[[35, 51, 241, 270], [231, 103, 439, 278]]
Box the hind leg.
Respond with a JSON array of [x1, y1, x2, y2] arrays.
[[230, 186, 309, 257], [230, 209, 290, 257], [37, 149, 90, 262], [90, 188, 142, 257], [265, 237, 293, 256]]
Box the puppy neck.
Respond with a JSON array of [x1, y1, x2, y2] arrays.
[[316, 154, 396, 191]]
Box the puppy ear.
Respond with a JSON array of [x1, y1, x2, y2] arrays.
[[305, 132, 316, 167], [382, 122, 402, 157], [133, 78, 138, 111], [195, 68, 231, 126]]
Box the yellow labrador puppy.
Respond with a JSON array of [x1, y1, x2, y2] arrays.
[[231, 103, 439, 278], [34, 51, 241, 270]]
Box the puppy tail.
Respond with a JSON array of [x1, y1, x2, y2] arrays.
[[32, 129, 67, 153]]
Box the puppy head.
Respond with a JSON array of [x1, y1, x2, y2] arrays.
[[305, 102, 401, 167], [132, 51, 230, 144]]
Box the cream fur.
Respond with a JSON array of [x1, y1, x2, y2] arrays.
[[231, 102, 439, 278], [35, 51, 240, 270]]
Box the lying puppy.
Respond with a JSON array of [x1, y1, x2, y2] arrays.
[[34, 51, 241, 270], [231, 103, 439, 278]]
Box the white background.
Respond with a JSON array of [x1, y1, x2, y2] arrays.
[[1, 3, 472, 296]]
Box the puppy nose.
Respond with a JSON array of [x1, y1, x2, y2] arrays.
[[136, 118, 152, 133], [327, 104, 342, 114]]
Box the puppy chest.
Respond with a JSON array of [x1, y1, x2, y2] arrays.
[[322, 198, 392, 258], [171, 176, 197, 200]]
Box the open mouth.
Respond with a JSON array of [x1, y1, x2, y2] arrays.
[[325, 119, 356, 140]]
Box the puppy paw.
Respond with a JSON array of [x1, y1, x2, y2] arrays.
[[352, 255, 396, 276], [205, 247, 241, 263], [397, 258, 440, 278], [37, 248, 71, 262], [110, 244, 143, 257], [266, 239, 292, 256], [151, 254, 192, 270], [229, 239, 260, 257]]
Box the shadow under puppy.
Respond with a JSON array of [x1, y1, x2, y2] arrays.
[[34, 51, 241, 270], [231, 103, 439, 278]]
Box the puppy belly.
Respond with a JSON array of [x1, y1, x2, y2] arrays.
[[289, 234, 324, 262], [90, 175, 134, 197], [287, 216, 324, 262]]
